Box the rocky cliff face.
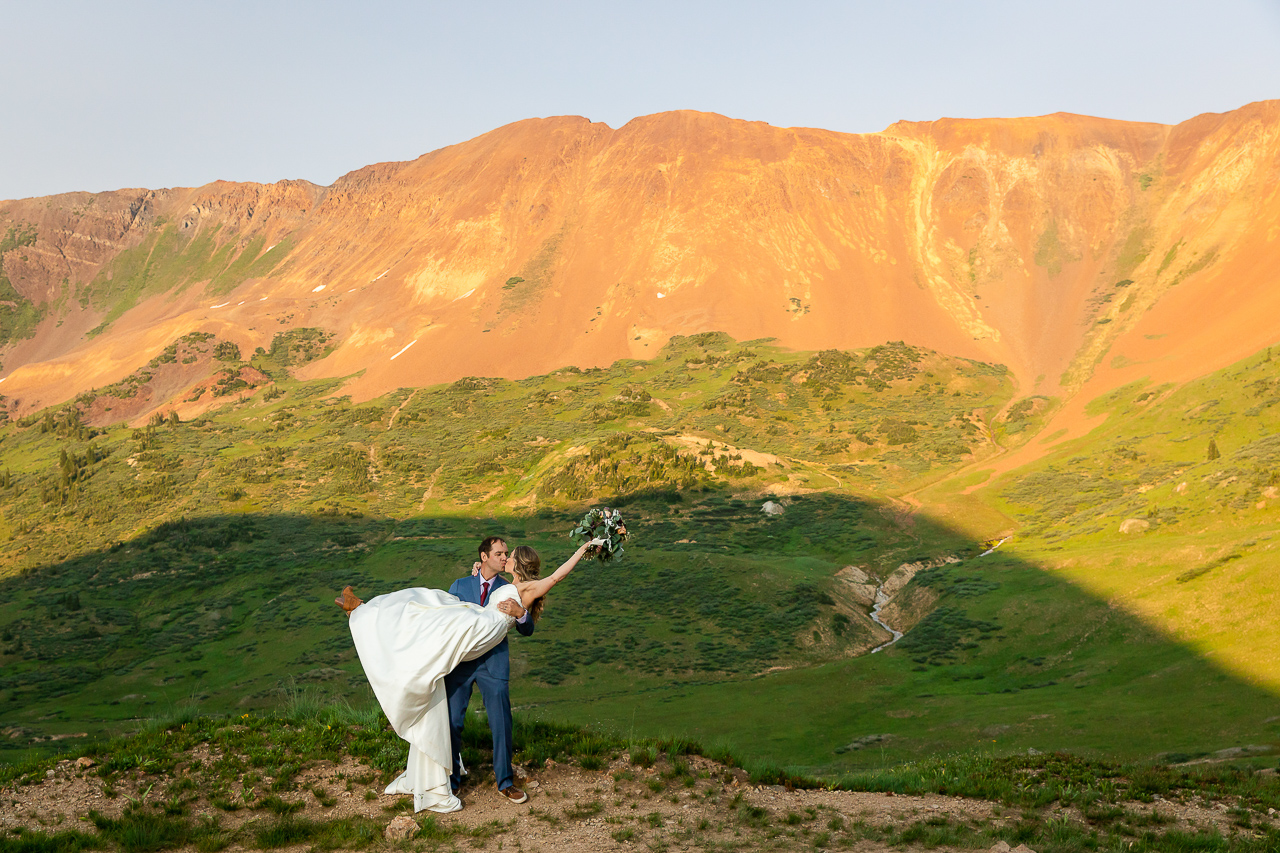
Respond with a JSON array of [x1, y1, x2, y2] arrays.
[[1, 102, 1277, 419]]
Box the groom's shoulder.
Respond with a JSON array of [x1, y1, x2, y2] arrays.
[[448, 576, 471, 594]]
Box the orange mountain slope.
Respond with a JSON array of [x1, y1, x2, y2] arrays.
[[1, 102, 1278, 419]]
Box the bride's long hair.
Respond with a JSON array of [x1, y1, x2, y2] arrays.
[[509, 545, 545, 623]]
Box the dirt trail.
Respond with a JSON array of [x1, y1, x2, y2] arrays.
[[1, 752, 1261, 853], [388, 390, 417, 429]]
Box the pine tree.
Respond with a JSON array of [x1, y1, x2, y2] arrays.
[[1207, 438, 1220, 461]]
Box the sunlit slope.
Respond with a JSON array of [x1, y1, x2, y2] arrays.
[[2, 102, 1279, 423], [990, 344, 1280, 692], [0, 333, 1013, 575]]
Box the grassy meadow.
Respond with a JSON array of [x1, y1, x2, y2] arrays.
[[1, 331, 1278, 784]]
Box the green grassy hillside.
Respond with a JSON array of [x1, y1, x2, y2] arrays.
[[988, 346, 1280, 693], [1, 334, 1278, 780]]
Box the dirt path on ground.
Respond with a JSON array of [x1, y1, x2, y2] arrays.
[[2, 752, 1266, 853], [388, 390, 417, 430]]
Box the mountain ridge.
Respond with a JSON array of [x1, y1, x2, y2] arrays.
[[2, 102, 1278, 429]]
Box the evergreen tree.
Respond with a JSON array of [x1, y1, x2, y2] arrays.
[[1207, 438, 1220, 461]]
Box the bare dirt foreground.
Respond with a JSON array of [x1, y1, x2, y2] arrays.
[[2, 750, 1272, 853]]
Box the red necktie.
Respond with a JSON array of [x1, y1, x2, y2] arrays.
[[481, 581, 490, 605]]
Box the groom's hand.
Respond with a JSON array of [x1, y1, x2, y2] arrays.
[[497, 600, 526, 619]]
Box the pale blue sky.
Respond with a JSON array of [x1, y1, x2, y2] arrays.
[[3, 0, 1278, 200]]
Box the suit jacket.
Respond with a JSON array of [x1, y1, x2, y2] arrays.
[[446, 573, 534, 680]]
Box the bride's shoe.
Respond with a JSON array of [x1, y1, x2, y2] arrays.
[[335, 586, 363, 615]]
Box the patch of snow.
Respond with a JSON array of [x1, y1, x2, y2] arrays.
[[656, 293, 666, 299], [390, 340, 418, 361], [453, 289, 476, 302], [312, 285, 326, 293], [373, 269, 391, 282], [979, 537, 1010, 556], [211, 302, 230, 309]]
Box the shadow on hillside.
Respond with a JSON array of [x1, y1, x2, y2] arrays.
[[1, 495, 1277, 769]]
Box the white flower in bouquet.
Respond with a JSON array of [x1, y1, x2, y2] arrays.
[[569, 507, 629, 562]]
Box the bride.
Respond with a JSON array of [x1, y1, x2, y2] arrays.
[[335, 537, 606, 813]]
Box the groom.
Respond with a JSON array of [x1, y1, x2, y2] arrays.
[[444, 536, 533, 804]]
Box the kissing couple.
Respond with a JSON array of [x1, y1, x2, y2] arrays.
[[336, 534, 606, 813]]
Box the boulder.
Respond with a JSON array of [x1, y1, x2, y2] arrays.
[[75, 756, 95, 768], [761, 501, 784, 516], [1119, 519, 1150, 534], [384, 815, 419, 840]]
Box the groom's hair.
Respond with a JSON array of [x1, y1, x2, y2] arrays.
[[478, 536, 506, 559]]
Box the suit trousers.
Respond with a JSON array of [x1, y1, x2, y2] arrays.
[[445, 660, 514, 792]]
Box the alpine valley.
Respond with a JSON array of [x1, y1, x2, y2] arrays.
[[1, 102, 1278, 776]]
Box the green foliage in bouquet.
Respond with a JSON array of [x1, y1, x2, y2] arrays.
[[570, 507, 629, 562]]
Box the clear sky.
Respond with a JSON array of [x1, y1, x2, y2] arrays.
[[3, 0, 1278, 201]]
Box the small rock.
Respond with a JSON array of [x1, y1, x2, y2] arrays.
[[761, 501, 785, 516], [990, 842, 1012, 853], [45, 770, 54, 778], [1011, 845, 1037, 853], [384, 815, 418, 840], [1027, 747, 1041, 756], [1119, 519, 1150, 534], [1268, 807, 1275, 815], [528, 781, 540, 789], [76, 757, 95, 769]]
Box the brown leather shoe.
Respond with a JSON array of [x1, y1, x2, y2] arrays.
[[335, 586, 363, 615], [499, 786, 528, 804]]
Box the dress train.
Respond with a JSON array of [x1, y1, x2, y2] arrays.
[[348, 586, 517, 812]]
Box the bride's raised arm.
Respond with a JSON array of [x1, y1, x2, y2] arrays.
[[518, 538, 605, 607]]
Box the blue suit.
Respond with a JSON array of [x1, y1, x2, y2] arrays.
[[444, 573, 533, 792]]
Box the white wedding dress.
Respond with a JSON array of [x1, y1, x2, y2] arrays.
[[347, 584, 521, 813]]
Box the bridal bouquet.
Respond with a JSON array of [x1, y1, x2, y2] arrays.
[[570, 507, 629, 563]]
